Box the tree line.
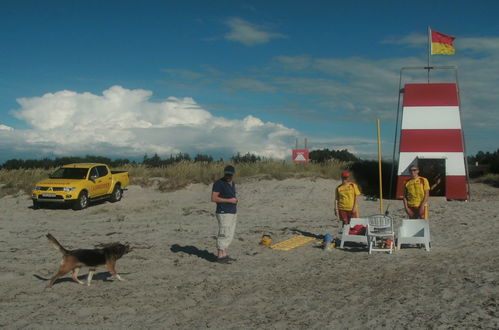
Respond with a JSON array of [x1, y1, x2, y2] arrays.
[[1, 153, 212, 170], [309, 148, 359, 162], [1, 156, 133, 170], [467, 149, 499, 173], [2, 149, 497, 173], [0, 152, 261, 169], [0, 148, 357, 169]]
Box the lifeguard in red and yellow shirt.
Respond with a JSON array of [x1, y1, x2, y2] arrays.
[[403, 165, 430, 219], [334, 171, 361, 225]]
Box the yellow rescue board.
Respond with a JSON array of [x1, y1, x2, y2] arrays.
[[270, 235, 315, 251]]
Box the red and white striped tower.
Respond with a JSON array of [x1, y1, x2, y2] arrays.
[[395, 83, 468, 200]]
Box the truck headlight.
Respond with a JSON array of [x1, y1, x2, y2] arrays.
[[63, 187, 77, 192]]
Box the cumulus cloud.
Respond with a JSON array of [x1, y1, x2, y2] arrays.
[[311, 137, 380, 158], [159, 33, 499, 155], [224, 17, 286, 46], [4, 86, 298, 160], [0, 124, 13, 131]]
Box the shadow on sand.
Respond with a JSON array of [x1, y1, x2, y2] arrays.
[[34, 271, 130, 286], [30, 199, 109, 210], [289, 228, 369, 253], [170, 244, 217, 263], [290, 228, 324, 240]]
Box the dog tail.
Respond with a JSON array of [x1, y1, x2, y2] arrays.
[[46, 233, 68, 254]]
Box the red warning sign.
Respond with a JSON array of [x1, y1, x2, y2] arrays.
[[292, 149, 309, 163]]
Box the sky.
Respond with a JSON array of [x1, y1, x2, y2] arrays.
[[1, 0, 498, 164]]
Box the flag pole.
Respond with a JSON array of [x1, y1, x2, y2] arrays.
[[427, 26, 431, 83], [377, 119, 383, 214]]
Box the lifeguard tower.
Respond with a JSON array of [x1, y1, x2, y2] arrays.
[[392, 67, 470, 200]]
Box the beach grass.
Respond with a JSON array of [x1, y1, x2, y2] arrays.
[[2, 161, 498, 198], [0, 168, 52, 198], [0, 160, 348, 197], [473, 173, 499, 187], [125, 160, 346, 191]]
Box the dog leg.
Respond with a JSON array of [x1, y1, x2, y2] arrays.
[[47, 259, 73, 288], [106, 260, 124, 281], [72, 267, 84, 285], [87, 268, 96, 286], [48, 270, 67, 288]]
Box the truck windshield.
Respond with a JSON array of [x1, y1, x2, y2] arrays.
[[49, 168, 89, 179]]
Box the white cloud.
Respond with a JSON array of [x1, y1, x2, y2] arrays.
[[383, 33, 499, 54], [224, 77, 276, 92], [459, 37, 499, 53], [156, 33, 499, 156], [274, 55, 312, 71], [0, 124, 13, 131], [3, 86, 298, 161], [381, 33, 426, 48], [224, 17, 286, 46], [271, 42, 499, 131]]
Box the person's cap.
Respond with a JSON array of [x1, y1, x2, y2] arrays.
[[224, 165, 235, 175], [341, 171, 350, 178]]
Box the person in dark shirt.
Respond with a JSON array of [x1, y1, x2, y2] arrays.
[[211, 165, 238, 264]]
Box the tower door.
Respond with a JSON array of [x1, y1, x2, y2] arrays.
[[418, 159, 446, 197]]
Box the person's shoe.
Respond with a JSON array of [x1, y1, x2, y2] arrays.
[[225, 256, 237, 262], [217, 256, 232, 264]]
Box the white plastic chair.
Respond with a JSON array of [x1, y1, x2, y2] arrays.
[[397, 219, 431, 251], [339, 218, 368, 248], [367, 214, 395, 254]]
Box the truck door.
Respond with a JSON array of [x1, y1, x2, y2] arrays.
[[88, 167, 100, 198], [88, 166, 111, 197], [95, 165, 112, 196]]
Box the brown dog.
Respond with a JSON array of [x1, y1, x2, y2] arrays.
[[46, 233, 130, 287]]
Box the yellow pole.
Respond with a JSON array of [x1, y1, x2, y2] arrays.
[[377, 119, 383, 214]]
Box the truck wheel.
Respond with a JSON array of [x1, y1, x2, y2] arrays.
[[73, 191, 88, 210], [109, 184, 122, 203], [33, 200, 40, 210]]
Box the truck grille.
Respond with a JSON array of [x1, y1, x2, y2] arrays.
[[36, 187, 64, 191]]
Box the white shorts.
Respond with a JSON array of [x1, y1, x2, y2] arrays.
[[216, 213, 237, 251]]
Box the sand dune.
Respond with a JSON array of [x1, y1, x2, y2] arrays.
[[0, 178, 497, 329]]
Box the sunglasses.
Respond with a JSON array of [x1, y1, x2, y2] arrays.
[[410, 169, 419, 172]]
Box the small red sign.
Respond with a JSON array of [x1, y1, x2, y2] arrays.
[[292, 149, 309, 163]]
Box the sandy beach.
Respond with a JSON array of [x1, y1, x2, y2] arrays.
[[0, 178, 498, 329]]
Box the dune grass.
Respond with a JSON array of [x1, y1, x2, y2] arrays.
[[125, 160, 346, 192], [4, 160, 498, 198], [0, 168, 53, 198], [472, 173, 499, 187], [0, 160, 348, 197]]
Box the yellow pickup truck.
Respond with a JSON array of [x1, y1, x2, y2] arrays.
[[32, 163, 129, 210]]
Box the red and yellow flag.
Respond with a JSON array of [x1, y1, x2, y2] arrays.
[[431, 29, 455, 55]]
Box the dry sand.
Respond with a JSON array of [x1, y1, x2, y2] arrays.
[[0, 178, 498, 329]]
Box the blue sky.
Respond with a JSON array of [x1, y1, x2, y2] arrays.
[[1, 0, 498, 163]]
